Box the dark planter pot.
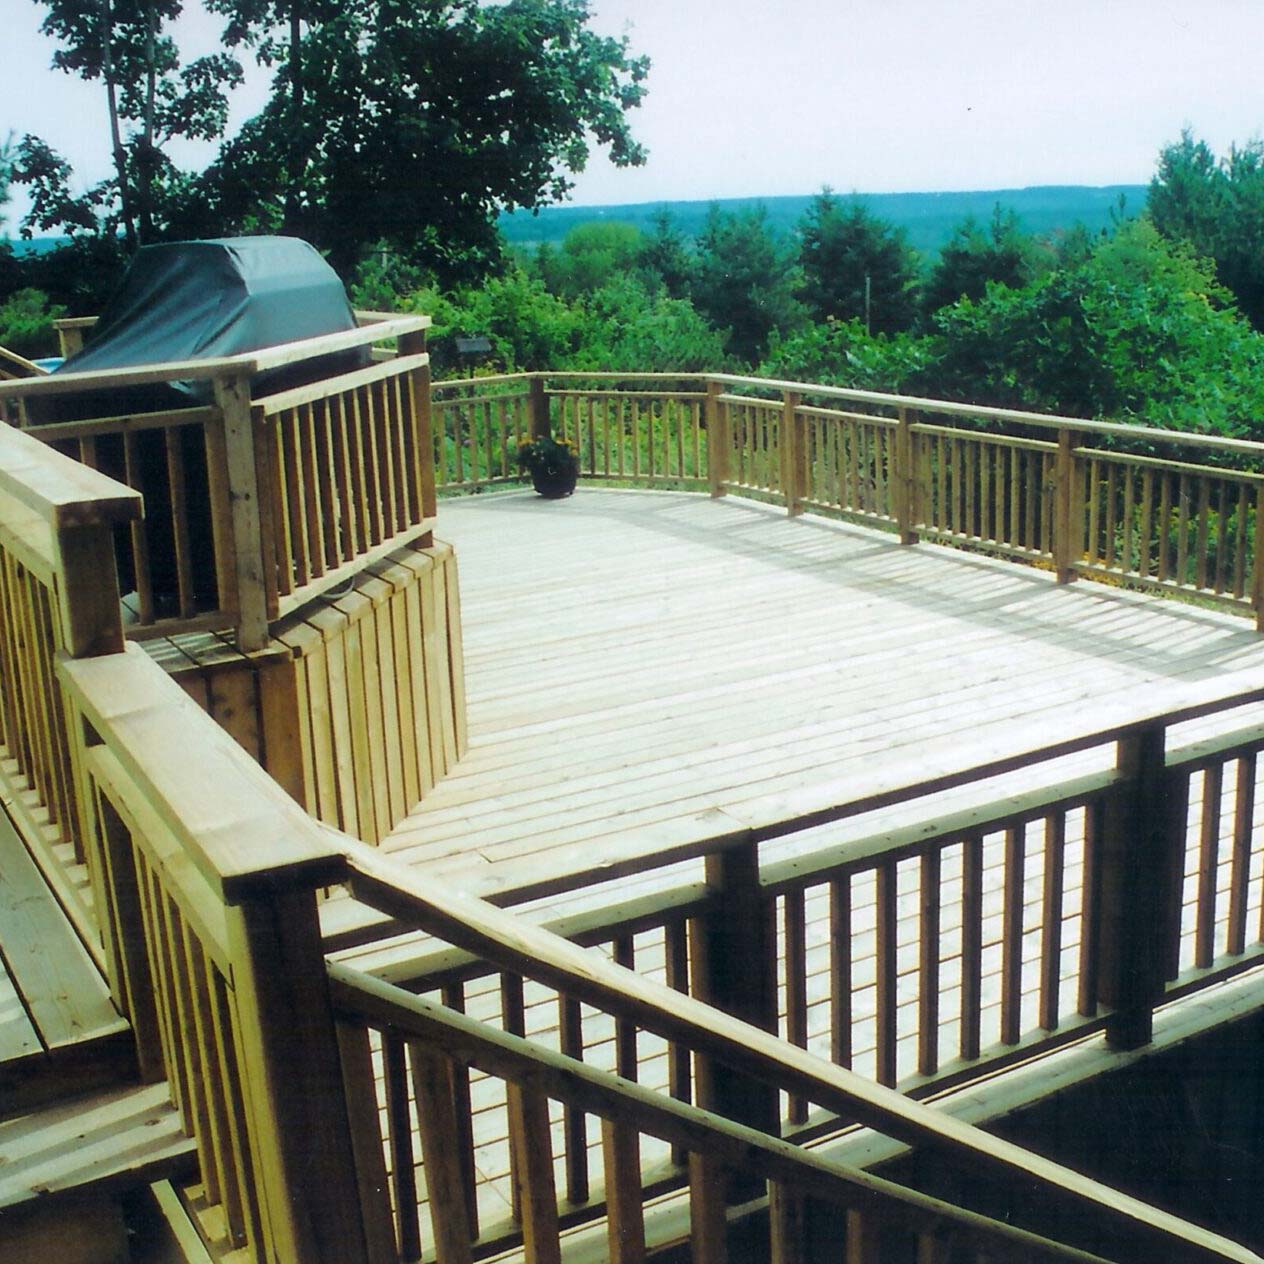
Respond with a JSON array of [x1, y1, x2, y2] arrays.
[[528, 464, 579, 499]]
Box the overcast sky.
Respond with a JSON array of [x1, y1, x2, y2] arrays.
[[4, 0, 1263, 232]]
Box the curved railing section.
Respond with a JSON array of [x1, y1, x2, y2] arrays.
[[434, 371, 1264, 628]]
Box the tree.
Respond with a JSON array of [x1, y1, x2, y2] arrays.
[[692, 204, 804, 364], [203, 0, 650, 281], [637, 207, 692, 299], [20, 0, 241, 249], [922, 205, 1046, 316], [796, 189, 919, 333], [1149, 130, 1264, 331], [545, 221, 643, 298]]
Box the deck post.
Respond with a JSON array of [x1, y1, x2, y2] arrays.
[[1095, 722, 1175, 1049], [781, 391, 803, 516], [706, 379, 728, 498], [1054, 428, 1080, 584], [690, 840, 779, 1197], [224, 881, 373, 1264], [894, 407, 918, 545], [529, 375, 550, 442], [211, 370, 270, 652]]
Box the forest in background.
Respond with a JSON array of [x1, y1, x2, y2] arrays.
[[4, 3, 1264, 444]]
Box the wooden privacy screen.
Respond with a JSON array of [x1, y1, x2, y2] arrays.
[[144, 540, 466, 846]]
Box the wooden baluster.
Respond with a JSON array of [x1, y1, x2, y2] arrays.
[[918, 849, 941, 1077], [689, 1151, 729, 1264], [1228, 754, 1256, 957], [559, 993, 589, 1203], [1253, 484, 1264, 632], [846, 1208, 881, 1264], [784, 888, 809, 1124], [334, 1022, 396, 1264], [413, 1043, 476, 1264], [960, 833, 984, 1061], [1077, 800, 1103, 1017], [830, 876, 853, 1068], [507, 1081, 561, 1264], [769, 1180, 806, 1264], [665, 917, 692, 1166], [1195, 761, 1223, 969], [605, 934, 644, 1260], [441, 981, 480, 1236], [383, 1033, 421, 1261], [1000, 823, 1025, 1046], [1039, 812, 1066, 1032], [875, 859, 898, 1087]]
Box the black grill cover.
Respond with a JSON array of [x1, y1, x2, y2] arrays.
[[38, 237, 366, 619]]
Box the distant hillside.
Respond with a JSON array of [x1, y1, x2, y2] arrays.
[[499, 185, 1147, 259]]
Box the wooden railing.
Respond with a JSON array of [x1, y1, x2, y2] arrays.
[[6, 413, 1264, 1264], [433, 372, 1264, 627], [0, 316, 434, 649]]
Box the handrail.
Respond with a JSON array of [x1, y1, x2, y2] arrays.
[[337, 837, 1261, 1264], [0, 315, 430, 399], [0, 419, 142, 528], [329, 961, 1118, 1264]]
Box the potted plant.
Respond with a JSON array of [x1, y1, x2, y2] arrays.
[[517, 433, 580, 498]]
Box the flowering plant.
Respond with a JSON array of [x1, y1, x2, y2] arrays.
[[516, 433, 579, 479]]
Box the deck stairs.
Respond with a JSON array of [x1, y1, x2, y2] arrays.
[[0, 805, 196, 1262]]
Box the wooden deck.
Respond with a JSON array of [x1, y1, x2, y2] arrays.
[[327, 488, 1264, 1243], [379, 488, 1264, 900]]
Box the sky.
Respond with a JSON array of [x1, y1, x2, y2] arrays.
[[3, 0, 1264, 231]]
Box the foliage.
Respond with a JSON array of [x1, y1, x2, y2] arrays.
[[203, 0, 650, 281], [921, 205, 1049, 317], [795, 189, 919, 333], [761, 319, 933, 394], [928, 221, 1264, 436], [1149, 131, 1264, 330], [539, 221, 643, 299], [0, 287, 66, 358], [637, 208, 692, 299], [20, 0, 242, 247], [568, 277, 727, 373], [691, 204, 805, 365]]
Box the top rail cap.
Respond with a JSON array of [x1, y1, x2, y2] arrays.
[[0, 420, 141, 528]]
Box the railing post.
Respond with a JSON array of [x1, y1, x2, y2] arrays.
[[894, 407, 918, 545], [55, 521, 129, 659], [781, 390, 803, 516], [1095, 723, 1176, 1050], [1054, 428, 1080, 584], [529, 374, 550, 441], [225, 880, 374, 1263], [399, 327, 437, 528], [690, 840, 779, 1200], [211, 370, 270, 652], [706, 379, 727, 498]]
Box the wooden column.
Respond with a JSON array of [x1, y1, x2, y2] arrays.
[[1054, 429, 1081, 584], [1095, 723, 1175, 1049], [894, 408, 918, 545], [224, 884, 372, 1263], [690, 840, 778, 1203], [212, 371, 270, 652], [781, 391, 803, 516], [706, 379, 728, 498], [54, 521, 128, 658], [529, 375, 550, 442]]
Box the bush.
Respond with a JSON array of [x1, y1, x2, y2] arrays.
[[0, 287, 66, 358]]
